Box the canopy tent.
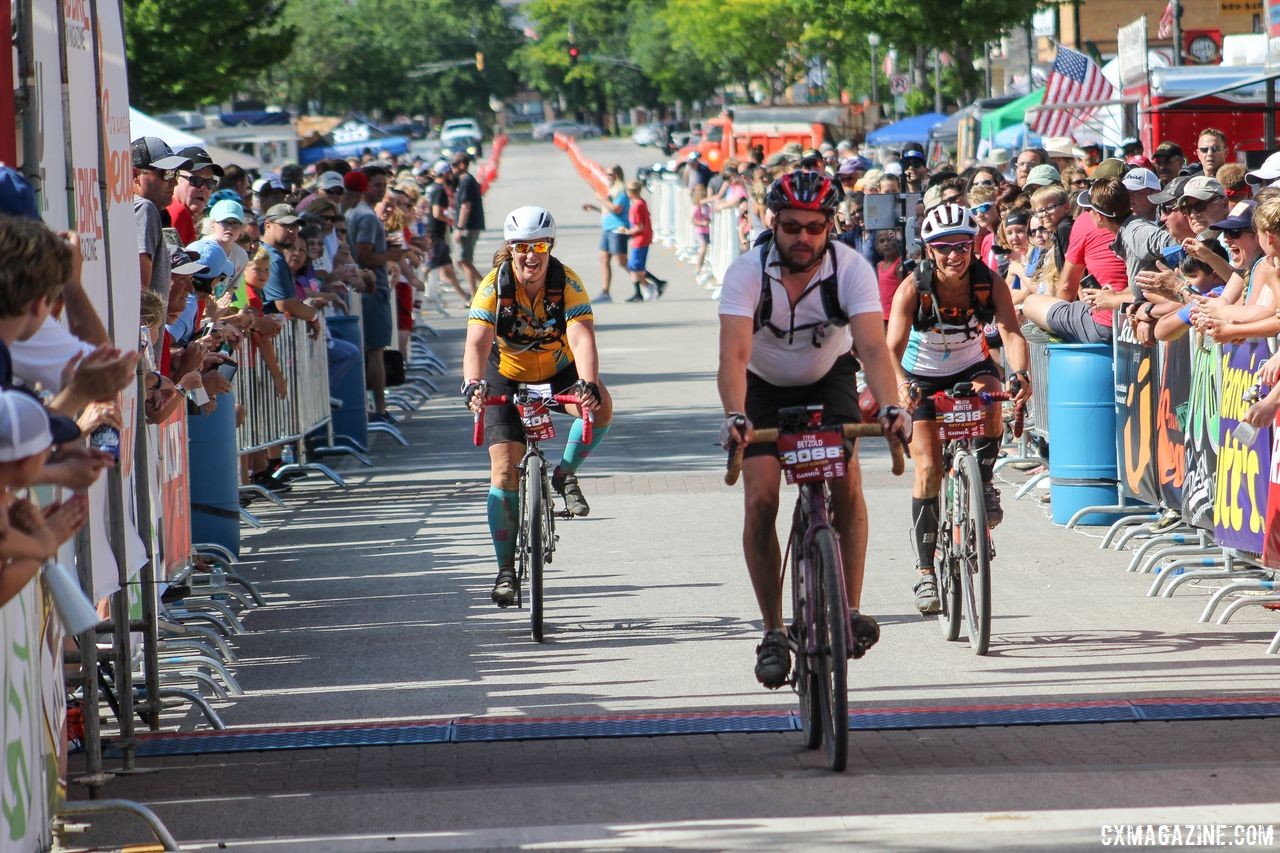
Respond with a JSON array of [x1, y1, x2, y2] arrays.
[[979, 88, 1044, 142], [929, 104, 976, 147], [129, 108, 263, 170], [299, 116, 408, 165], [993, 123, 1040, 150], [865, 112, 948, 147]]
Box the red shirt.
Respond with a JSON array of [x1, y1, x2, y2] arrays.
[[1064, 214, 1127, 328], [628, 198, 652, 249], [876, 260, 903, 321], [165, 200, 197, 246]]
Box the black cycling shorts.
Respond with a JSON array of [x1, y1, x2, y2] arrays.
[[482, 359, 580, 447], [743, 354, 860, 460], [905, 357, 1000, 422]]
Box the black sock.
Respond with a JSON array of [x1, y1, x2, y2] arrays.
[[912, 496, 940, 570], [975, 437, 1000, 485]]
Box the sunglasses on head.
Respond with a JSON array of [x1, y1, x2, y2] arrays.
[[182, 174, 216, 189], [928, 240, 972, 256], [511, 241, 552, 254], [776, 218, 831, 236]]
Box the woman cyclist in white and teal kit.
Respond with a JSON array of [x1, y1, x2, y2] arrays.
[[885, 203, 1031, 615]]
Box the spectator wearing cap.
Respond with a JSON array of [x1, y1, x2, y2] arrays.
[[205, 198, 249, 281], [218, 164, 250, 201], [900, 143, 929, 193], [1215, 163, 1249, 201], [1149, 176, 1195, 241], [450, 153, 486, 296], [298, 171, 346, 214], [1151, 141, 1186, 183], [1178, 176, 1230, 236], [167, 146, 222, 245], [1013, 148, 1047, 188], [424, 163, 468, 301], [1178, 201, 1262, 309], [132, 137, 193, 296], [1122, 167, 1162, 221], [251, 173, 287, 219], [260, 205, 321, 328], [1023, 177, 1133, 344], [1042, 137, 1076, 174], [1023, 164, 1062, 192], [163, 246, 209, 344], [347, 166, 402, 422], [1245, 152, 1280, 192], [1195, 128, 1229, 179], [1075, 142, 1103, 174]]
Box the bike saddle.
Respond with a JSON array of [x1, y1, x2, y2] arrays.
[[948, 382, 977, 398], [778, 404, 825, 431]]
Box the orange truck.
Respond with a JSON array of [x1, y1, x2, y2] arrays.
[[676, 104, 864, 168]]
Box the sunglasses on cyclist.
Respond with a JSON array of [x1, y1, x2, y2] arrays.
[[969, 202, 993, 216], [181, 174, 216, 189], [776, 219, 831, 236], [511, 241, 552, 254], [928, 241, 972, 256]]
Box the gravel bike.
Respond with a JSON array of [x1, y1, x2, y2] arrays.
[[919, 381, 1022, 656], [473, 383, 593, 642], [726, 405, 905, 771]]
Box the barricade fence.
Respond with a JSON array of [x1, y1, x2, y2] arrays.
[[644, 171, 743, 287], [234, 318, 334, 455]]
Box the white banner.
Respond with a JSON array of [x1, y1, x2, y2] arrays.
[[28, 0, 68, 230], [1117, 16, 1150, 88]]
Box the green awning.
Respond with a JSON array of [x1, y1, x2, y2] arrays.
[[979, 88, 1045, 141]]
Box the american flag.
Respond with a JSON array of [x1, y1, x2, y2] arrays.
[[1029, 45, 1118, 139], [1157, 1, 1175, 39]]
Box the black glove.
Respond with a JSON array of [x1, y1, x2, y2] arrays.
[[462, 380, 487, 409], [574, 380, 601, 408]]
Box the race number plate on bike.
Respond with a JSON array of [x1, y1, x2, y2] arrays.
[[776, 430, 846, 485], [517, 383, 556, 442], [933, 394, 986, 440]]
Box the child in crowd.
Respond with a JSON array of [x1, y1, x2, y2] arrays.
[[625, 180, 660, 301], [0, 390, 89, 607], [692, 184, 711, 277], [1154, 240, 1230, 342], [874, 230, 903, 323]]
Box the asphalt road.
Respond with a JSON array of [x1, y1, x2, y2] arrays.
[[68, 139, 1280, 851]]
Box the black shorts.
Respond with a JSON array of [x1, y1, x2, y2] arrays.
[[743, 354, 860, 459], [905, 357, 1000, 422], [482, 359, 580, 447], [427, 237, 452, 270]]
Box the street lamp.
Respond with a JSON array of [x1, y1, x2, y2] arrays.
[[868, 32, 881, 106]]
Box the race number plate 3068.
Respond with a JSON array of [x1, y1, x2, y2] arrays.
[[776, 430, 845, 484], [933, 394, 986, 440], [517, 402, 556, 442]]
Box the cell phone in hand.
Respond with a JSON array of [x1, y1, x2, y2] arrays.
[[217, 360, 238, 382]]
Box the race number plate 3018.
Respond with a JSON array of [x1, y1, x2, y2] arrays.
[[776, 430, 845, 484], [933, 394, 986, 440], [517, 401, 556, 442]]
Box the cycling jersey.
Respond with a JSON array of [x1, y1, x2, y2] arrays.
[[468, 264, 593, 382], [719, 240, 880, 386], [901, 277, 991, 378]]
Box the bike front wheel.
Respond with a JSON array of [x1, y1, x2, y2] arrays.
[[956, 453, 992, 655], [812, 527, 848, 772], [937, 483, 962, 642], [790, 511, 821, 751], [524, 455, 546, 642]]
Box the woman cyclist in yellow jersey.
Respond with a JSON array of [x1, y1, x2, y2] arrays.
[[462, 206, 613, 606]]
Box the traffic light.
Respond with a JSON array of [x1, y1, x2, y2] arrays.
[[475, 51, 484, 71], [568, 44, 579, 65]]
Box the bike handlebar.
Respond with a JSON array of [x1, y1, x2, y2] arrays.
[[472, 393, 594, 446], [918, 384, 1026, 440], [725, 423, 906, 486]]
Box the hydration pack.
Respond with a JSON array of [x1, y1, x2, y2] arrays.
[[750, 233, 848, 336], [911, 257, 996, 332], [495, 257, 567, 347]]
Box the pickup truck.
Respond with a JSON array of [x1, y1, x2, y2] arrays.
[[676, 105, 864, 168]]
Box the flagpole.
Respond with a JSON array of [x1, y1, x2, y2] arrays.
[[1171, 0, 1182, 66]]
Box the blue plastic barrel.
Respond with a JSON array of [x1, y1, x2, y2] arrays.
[[1046, 343, 1126, 525], [187, 392, 240, 557], [325, 314, 369, 451]]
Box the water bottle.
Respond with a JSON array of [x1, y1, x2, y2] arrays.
[[88, 425, 120, 461]]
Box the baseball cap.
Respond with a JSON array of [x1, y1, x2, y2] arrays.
[[1154, 141, 1184, 159], [1121, 168, 1161, 192], [0, 388, 80, 461], [1091, 158, 1126, 180], [262, 203, 302, 226], [883, 162, 903, 177], [176, 145, 223, 178], [900, 143, 926, 163], [342, 171, 369, 193], [169, 247, 207, 276], [317, 171, 344, 192], [837, 159, 862, 177], [252, 173, 285, 194], [1076, 186, 1124, 219], [1209, 200, 1256, 231], [1181, 175, 1225, 201], [1245, 151, 1280, 186], [208, 199, 245, 224], [431, 160, 450, 176], [130, 137, 192, 172], [0, 166, 39, 219], [186, 239, 233, 279], [1023, 164, 1061, 188], [1149, 176, 1190, 206], [1126, 155, 1156, 171]]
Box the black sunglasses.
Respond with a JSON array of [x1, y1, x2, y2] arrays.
[[182, 174, 216, 189], [145, 167, 176, 181], [323, 187, 344, 196], [1222, 228, 1248, 239]]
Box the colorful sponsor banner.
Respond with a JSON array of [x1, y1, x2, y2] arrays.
[[1266, 421, 1280, 567], [1156, 338, 1191, 510], [1181, 334, 1221, 530], [157, 406, 192, 577], [1213, 340, 1273, 555], [28, 0, 70, 229], [1113, 320, 1161, 505]]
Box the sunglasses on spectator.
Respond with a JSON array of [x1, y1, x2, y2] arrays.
[[1179, 199, 1213, 213], [510, 241, 552, 254], [145, 167, 176, 181], [1016, 160, 1038, 168], [1222, 228, 1247, 239], [1198, 145, 1223, 154], [1029, 227, 1051, 236], [776, 219, 831, 236], [217, 219, 242, 228], [969, 202, 993, 216], [323, 187, 344, 196], [970, 179, 996, 187], [181, 174, 216, 189], [1070, 179, 1091, 188], [928, 241, 972, 255]]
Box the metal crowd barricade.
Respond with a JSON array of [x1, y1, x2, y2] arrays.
[[708, 207, 743, 285], [673, 184, 697, 262], [654, 173, 680, 248], [1011, 329, 1051, 502]]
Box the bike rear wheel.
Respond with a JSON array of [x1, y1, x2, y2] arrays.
[[790, 508, 821, 751], [524, 455, 546, 642], [812, 527, 848, 772], [956, 453, 991, 655]]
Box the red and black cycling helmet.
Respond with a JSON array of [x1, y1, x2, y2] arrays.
[[764, 169, 843, 215]]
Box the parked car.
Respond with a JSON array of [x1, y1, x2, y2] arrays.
[[441, 117, 483, 157], [531, 119, 601, 141], [632, 123, 663, 147]]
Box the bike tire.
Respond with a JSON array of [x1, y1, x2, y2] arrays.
[[812, 527, 848, 772], [526, 455, 546, 643], [790, 513, 821, 751], [956, 453, 991, 656], [937, 478, 962, 642]]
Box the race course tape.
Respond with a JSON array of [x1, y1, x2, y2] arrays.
[[108, 696, 1280, 757]]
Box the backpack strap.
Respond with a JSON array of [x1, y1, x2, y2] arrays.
[[970, 260, 995, 324], [495, 260, 517, 340], [753, 239, 773, 334], [911, 258, 938, 331], [817, 243, 846, 327], [495, 257, 569, 343], [544, 257, 567, 336]]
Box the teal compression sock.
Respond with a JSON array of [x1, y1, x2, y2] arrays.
[[558, 420, 611, 475], [487, 486, 519, 568]]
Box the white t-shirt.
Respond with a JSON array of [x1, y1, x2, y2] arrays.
[[10, 316, 98, 393], [719, 239, 881, 386]]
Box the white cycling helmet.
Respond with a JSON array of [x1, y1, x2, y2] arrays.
[[503, 205, 556, 242], [920, 202, 979, 243]]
